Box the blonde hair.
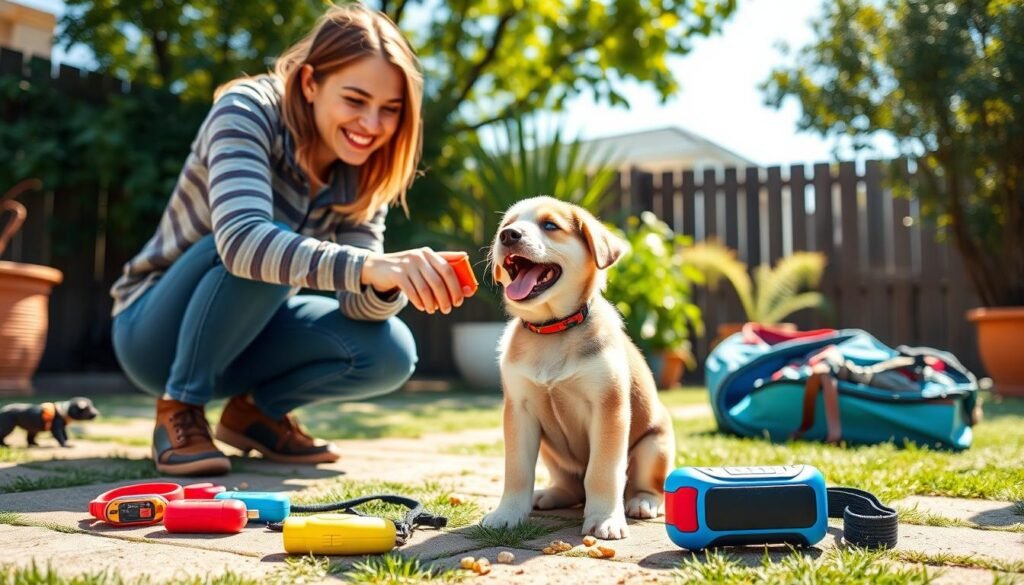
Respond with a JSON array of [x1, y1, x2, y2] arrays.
[[221, 3, 423, 223]]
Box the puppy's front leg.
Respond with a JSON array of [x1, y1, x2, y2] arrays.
[[582, 390, 630, 539], [480, 395, 541, 529]]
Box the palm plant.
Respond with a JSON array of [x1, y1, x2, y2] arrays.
[[680, 241, 829, 325], [436, 114, 621, 308]]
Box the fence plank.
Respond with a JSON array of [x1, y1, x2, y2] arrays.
[[766, 166, 784, 264], [0, 47, 23, 76], [723, 167, 739, 250], [681, 170, 696, 239], [863, 160, 890, 341], [837, 161, 861, 328], [743, 167, 761, 266], [790, 164, 808, 252]]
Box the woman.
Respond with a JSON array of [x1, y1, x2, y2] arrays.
[[110, 4, 471, 476]]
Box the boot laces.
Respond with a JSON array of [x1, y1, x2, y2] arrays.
[[170, 404, 212, 447]]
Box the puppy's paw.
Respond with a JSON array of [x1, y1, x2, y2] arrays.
[[582, 512, 629, 540], [625, 492, 663, 519], [480, 506, 531, 530], [532, 487, 580, 510]]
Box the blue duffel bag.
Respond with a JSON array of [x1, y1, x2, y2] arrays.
[[706, 324, 981, 450]]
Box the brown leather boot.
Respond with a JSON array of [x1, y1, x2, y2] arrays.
[[215, 394, 340, 464], [152, 398, 230, 476]]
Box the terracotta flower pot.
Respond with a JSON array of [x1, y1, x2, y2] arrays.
[[0, 261, 63, 394], [967, 307, 1024, 397]]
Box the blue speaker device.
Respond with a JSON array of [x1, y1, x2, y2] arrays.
[[664, 464, 897, 550], [664, 465, 828, 550]]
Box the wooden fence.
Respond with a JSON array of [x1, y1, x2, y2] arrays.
[[0, 47, 982, 379]]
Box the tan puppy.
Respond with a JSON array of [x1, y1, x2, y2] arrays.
[[479, 196, 675, 540]]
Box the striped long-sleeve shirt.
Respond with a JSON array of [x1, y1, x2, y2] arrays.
[[110, 75, 407, 321]]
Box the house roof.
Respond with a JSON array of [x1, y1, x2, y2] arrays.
[[577, 126, 758, 171]]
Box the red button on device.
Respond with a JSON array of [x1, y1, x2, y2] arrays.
[[665, 487, 698, 533]]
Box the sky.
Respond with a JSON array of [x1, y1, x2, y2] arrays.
[[19, 0, 895, 167]]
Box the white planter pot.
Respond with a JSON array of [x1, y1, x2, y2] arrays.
[[452, 321, 506, 390]]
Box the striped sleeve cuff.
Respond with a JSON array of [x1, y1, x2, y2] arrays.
[[337, 246, 371, 293], [338, 287, 408, 321]]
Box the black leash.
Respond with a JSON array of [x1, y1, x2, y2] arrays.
[[826, 487, 898, 548], [265, 494, 447, 545]]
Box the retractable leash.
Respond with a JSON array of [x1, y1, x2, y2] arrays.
[[664, 465, 897, 551], [267, 494, 448, 555]]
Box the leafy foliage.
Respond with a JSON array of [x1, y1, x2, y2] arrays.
[[681, 241, 829, 324], [762, 0, 1024, 306], [0, 75, 207, 255], [605, 212, 704, 356]]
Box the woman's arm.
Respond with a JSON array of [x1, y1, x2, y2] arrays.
[[200, 89, 369, 293], [335, 205, 409, 321]]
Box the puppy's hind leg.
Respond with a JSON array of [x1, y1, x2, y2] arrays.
[[533, 447, 584, 510], [625, 428, 674, 519]]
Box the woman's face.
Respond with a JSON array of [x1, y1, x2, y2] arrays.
[[302, 55, 405, 170]]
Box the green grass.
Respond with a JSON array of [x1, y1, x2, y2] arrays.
[[673, 547, 936, 584], [291, 478, 481, 530], [672, 393, 1024, 502], [0, 562, 266, 585], [895, 550, 1024, 574], [659, 386, 712, 408], [338, 553, 464, 584], [462, 518, 557, 548], [0, 457, 158, 493], [0, 447, 30, 463], [75, 434, 151, 447]]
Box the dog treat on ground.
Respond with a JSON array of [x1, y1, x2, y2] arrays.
[[548, 540, 572, 552], [448, 494, 464, 505], [597, 545, 616, 558], [237, 482, 249, 490], [472, 557, 491, 575], [496, 551, 515, 564], [542, 546, 556, 555], [460, 556, 475, 570], [582, 535, 597, 547]]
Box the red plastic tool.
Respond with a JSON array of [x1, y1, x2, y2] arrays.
[[163, 499, 248, 534]]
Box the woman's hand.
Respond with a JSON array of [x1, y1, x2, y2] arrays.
[[360, 248, 476, 314]]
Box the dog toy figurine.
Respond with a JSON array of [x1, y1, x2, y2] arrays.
[[0, 397, 100, 447]]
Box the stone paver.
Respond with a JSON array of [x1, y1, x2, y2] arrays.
[[897, 495, 1024, 528], [2, 388, 1024, 584]]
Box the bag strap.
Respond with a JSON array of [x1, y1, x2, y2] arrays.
[[794, 363, 842, 443], [827, 487, 898, 548]]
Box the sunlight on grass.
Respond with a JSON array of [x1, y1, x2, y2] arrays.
[[338, 553, 464, 585], [0, 447, 30, 463], [462, 519, 556, 548], [673, 547, 934, 585], [0, 562, 267, 585], [673, 394, 1024, 502], [291, 478, 481, 529], [0, 458, 158, 493]]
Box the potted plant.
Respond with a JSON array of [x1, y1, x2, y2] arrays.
[[605, 212, 704, 389], [761, 0, 1024, 395], [679, 241, 829, 349], [439, 114, 619, 389], [0, 179, 64, 395]]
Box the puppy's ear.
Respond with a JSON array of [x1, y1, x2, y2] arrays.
[[579, 212, 628, 269]]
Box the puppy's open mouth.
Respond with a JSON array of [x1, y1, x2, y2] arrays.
[[502, 254, 562, 301]]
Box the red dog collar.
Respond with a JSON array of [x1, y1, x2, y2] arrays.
[[89, 482, 185, 526], [522, 304, 590, 335]]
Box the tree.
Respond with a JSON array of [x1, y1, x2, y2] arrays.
[[762, 0, 1024, 307], [60, 0, 737, 247]]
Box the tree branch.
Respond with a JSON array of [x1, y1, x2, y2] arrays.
[[449, 8, 518, 112], [393, 0, 411, 25]]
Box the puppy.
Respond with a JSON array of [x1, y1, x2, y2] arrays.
[[0, 397, 99, 447], [480, 196, 675, 539]]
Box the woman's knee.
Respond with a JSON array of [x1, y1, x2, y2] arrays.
[[359, 318, 418, 394]]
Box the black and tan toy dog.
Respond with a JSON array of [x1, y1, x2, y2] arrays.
[[0, 397, 99, 447]]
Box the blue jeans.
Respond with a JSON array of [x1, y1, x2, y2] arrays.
[[112, 235, 417, 418]]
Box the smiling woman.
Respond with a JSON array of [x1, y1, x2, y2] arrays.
[[107, 4, 474, 477]]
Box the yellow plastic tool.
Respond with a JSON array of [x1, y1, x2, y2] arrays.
[[282, 513, 397, 555]]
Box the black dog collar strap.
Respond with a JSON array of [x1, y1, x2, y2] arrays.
[[267, 494, 447, 545], [827, 487, 898, 548], [522, 304, 590, 335]]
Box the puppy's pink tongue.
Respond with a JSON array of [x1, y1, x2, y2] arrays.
[[506, 264, 546, 301]]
